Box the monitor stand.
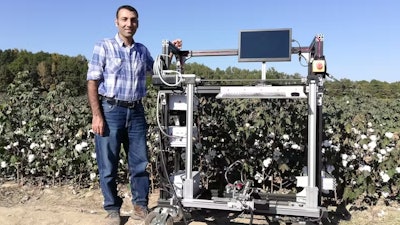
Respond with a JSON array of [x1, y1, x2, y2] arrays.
[[256, 61, 269, 86]]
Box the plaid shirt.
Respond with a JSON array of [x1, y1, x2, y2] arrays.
[[87, 33, 154, 101]]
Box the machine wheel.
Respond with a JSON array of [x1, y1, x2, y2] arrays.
[[172, 207, 184, 222], [144, 211, 174, 225]]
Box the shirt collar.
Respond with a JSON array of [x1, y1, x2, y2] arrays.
[[115, 33, 135, 48]]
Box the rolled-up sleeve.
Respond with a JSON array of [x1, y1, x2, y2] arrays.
[[87, 41, 106, 81]]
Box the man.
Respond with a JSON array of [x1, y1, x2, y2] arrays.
[[86, 5, 182, 224]]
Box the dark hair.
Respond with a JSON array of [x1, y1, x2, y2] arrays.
[[116, 5, 139, 18]]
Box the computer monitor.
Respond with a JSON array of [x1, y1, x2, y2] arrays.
[[238, 28, 292, 62]]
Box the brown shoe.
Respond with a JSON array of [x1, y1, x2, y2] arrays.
[[105, 211, 121, 225], [132, 205, 148, 220]]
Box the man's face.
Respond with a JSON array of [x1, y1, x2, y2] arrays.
[[115, 8, 138, 38]]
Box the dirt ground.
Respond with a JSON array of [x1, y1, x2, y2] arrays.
[[0, 182, 399, 225]]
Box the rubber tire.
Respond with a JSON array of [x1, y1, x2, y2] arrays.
[[144, 211, 174, 225]]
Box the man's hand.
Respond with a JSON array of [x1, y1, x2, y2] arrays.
[[171, 39, 182, 49]]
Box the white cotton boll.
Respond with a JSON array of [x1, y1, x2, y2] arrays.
[[268, 132, 275, 138], [342, 160, 348, 167], [351, 127, 360, 134], [283, 142, 290, 149], [1, 161, 7, 168], [381, 173, 390, 183], [333, 145, 340, 152], [22, 121, 27, 125], [360, 134, 367, 140], [263, 158, 272, 168], [291, 144, 300, 150], [81, 141, 88, 148], [354, 143, 360, 149], [12, 142, 19, 147], [254, 172, 263, 182], [348, 165, 354, 170], [369, 135, 377, 141], [367, 122, 372, 127], [346, 100, 350, 104], [282, 134, 290, 140], [368, 128, 374, 133], [327, 128, 333, 134], [30, 143, 39, 149], [245, 123, 250, 128], [385, 132, 393, 139], [381, 192, 389, 198], [377, 154, 383, 163], [91, 152, 96, 159], [351, 154, 357, 160], [379, 149, 387, 155], [360, 165, 371, 172], [395, 167, 400, 173], [362, 144, 368, 150], [75, 143, 83, 152], [40, 143, 45, 148], [28, 154, 35, 163], [322, 140, 331, 147], [90, 172, 97, 181], [368, 141, 377, 151]]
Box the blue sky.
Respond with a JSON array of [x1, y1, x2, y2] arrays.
[[0, 0, 399, 82]]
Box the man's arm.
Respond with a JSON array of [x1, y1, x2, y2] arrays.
[[87, 80, 105, 136]]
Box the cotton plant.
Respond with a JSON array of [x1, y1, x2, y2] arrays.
[[325, 119, 400, 202]]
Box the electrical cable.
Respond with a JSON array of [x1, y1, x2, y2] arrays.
[[292, 39, 308, 67], [153, 54, 184, 87], [224, 160, 245, 184], [155, 91, 188, 224], [157, 132, 189, 225]]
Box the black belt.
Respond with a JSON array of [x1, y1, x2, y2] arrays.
[[99, 95, 141, 108]]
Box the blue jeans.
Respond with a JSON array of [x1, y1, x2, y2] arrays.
[[95, 100, 149, 212]]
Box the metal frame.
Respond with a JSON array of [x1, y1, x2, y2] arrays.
[[150, 34, 328, 224]]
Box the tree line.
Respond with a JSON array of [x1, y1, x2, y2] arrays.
[[1, 48, 399, 98]]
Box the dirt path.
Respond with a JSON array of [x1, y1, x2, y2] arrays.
[[0, 182, 235, 225], [1, 182, 400, 225]]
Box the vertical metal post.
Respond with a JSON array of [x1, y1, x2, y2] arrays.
[[306, 80, 319, 207], [183, 75, 195, 199], [308, 80, 316, 188], [316, 75, 324, 205], [261, 62, 267, 80]]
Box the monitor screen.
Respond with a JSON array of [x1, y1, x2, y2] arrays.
[[238, 28, 292, 62]]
